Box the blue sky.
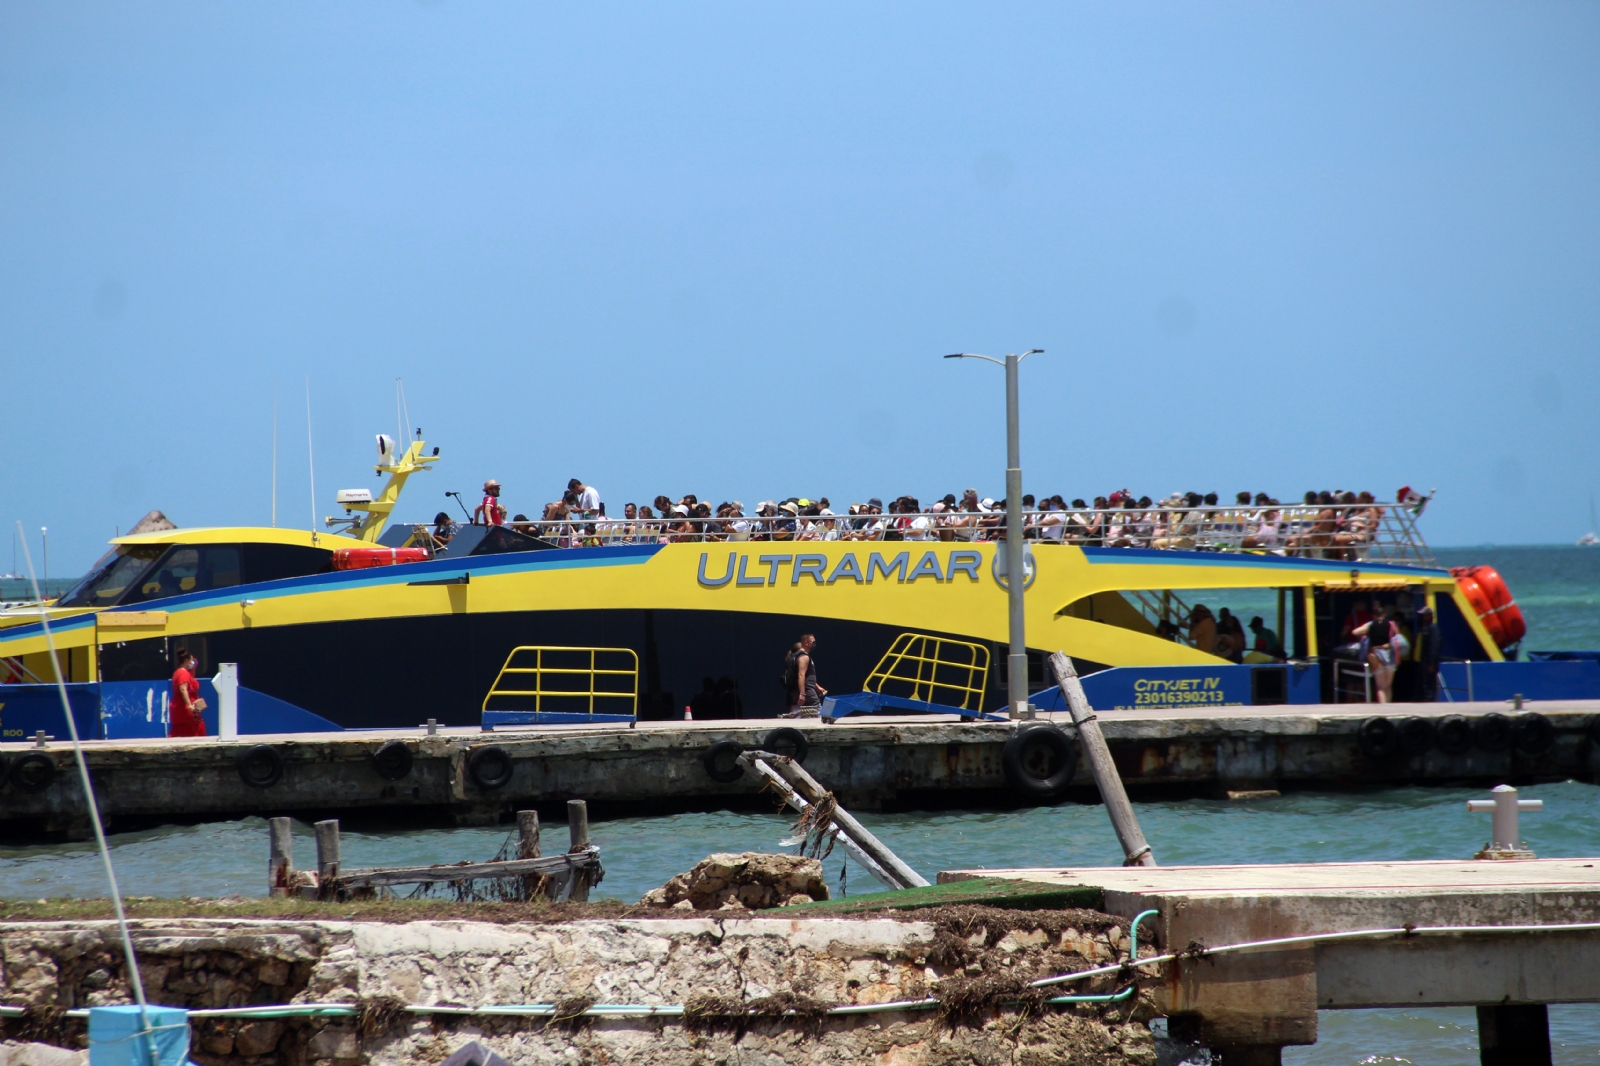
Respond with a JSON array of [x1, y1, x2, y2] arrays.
[[4, 3, 1599, 574]]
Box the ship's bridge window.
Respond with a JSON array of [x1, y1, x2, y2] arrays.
[[1060, 586, 1306, 662], [56, 545, 165, 607], [120, 545, 242, 605]]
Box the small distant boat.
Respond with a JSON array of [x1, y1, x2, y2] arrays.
[[1580, 495, 1599, 546]]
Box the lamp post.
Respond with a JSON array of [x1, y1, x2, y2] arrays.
[[945, 349, 1043, 717]]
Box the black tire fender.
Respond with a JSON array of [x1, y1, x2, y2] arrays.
[[372, 739, 415, 781], [1474, 712, 1513, 753], [236, 744, 285, 789], [1357, 716, 1397, 760], [468, 745, 513, 790], [762, 727, 809, 763], [10, 752, 55, 794], [1436, 714, 1473, 756], [702, 740, 746, 784], [1513, 712, 1554, 756], [1001, 724, 1078, 802], [1396, 716, 1435, 757], [1589, 715, 1600, 746]]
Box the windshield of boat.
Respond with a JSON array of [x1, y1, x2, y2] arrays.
[[56, 545, 165, 607], [119, 544, 242, 605]]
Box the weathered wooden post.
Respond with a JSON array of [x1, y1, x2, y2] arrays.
[[1047, 652, 1157, 867], [567, 800, 590, 851], [268, 817, 294, 897], [567, 800, 591, 902], [516, 809, 542, 901], [314, 819, 341, 896], [517, 810, 541, 859]]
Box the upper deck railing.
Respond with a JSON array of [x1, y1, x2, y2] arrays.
[[403, 502, 1438, 567]]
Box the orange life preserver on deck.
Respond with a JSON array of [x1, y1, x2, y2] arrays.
[[1450, 565, 1526, 649], [331, 547, 431, 571]]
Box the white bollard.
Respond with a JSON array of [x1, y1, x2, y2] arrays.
[[214, 663, 239, 741], [1467, 784, 1542, 858]]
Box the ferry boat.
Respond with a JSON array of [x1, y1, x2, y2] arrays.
[[2, 433, 1594, 738]]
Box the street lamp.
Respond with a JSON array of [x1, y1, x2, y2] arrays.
[[945, 349, 1043, 717]]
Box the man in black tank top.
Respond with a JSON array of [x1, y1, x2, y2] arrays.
[[786, 633, 826, 717]]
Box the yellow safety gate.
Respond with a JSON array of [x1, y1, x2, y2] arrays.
[[863, 633, 990, 710], [482, 646, 639, 719]]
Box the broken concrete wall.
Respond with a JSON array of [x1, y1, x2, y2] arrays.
[[0, 913, 1156, 1065]]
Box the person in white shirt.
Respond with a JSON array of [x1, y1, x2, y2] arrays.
[[1036, 497, 1066, 542], [568, 478, 601, 515], [727, 502, 752, 540]]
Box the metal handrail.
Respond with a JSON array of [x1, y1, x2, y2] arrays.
[[863, 633, 990, 710], [482, 646, 639, 718], [401, 502, 1435, 566]]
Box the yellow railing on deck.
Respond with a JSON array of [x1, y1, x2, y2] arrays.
[[864, 633, 989, 710], [482, 646, 639, 718]]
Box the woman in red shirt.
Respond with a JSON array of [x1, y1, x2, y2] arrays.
[[169, 648, 208, 737]]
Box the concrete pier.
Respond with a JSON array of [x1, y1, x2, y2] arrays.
[[0, 699, 1596, 840], [943, 857, 1600, 1064]]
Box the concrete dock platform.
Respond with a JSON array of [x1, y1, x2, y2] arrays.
[[942, 857, 1600, 1063], [0, 699, 1596, 840]]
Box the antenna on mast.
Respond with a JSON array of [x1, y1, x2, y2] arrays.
[[306, 377, 318, 544], [272, 379, 279, 528], [397, 378, 413, 444]]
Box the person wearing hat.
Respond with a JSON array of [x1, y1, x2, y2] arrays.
[[774, 501, 799, 540], [668, 503, 694, 542], [474, 480, 507, 526], [948, 490, 981, 542], [1248, 616, 1285, 660]]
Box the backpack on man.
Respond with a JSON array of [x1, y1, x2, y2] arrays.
[[781, 649, 799, 699]]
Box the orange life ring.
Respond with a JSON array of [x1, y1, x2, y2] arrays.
[[1449, 566, 1526, 649]]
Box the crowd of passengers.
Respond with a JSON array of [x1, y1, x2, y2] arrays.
[[428, 480, 1425, 560]]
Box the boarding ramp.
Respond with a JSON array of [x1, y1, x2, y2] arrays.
[[481, 646, 638, 728], [822, 633, 1005, 721]]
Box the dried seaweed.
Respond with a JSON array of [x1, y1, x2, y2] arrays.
[[544, 995, 596, 1032], [357, 995, 409, 1037], [683, 992, 835, 1038], [788, 791, 840, 862]]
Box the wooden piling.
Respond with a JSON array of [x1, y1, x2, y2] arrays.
[[1047, 651, 1157, 867], [567, 800, 591, 902], [567, 800, 590, 851], [268, 817, 293, 897], [314, 818, 341, 883], [517, 810, 541, 859]]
